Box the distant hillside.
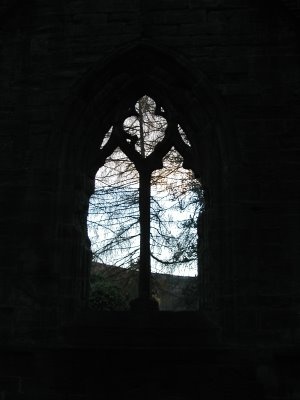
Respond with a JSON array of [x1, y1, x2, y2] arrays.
[[90, 262, 198, 311]]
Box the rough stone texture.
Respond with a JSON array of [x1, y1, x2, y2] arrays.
[[0, 0, 299, 398]]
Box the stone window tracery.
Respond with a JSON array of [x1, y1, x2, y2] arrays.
[[95, 95, 200, 310]]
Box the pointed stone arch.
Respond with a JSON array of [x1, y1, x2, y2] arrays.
[[52, 42, 237, 176], [47, 42, 239, 328]]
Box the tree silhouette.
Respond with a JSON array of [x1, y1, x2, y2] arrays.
[[88, 95, 203, 278]]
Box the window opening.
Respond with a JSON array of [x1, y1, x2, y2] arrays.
[[88, 95, 203, 311]]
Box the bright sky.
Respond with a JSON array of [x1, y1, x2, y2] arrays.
[[87, 95, 200, 277], [88, 179, 199, 277]]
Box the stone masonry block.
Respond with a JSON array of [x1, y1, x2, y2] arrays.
[[0, 376, 22, 394]]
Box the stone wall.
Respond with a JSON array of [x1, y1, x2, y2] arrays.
[[0, 0, 299, 347]]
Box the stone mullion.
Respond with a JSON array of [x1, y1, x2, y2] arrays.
[[138, 171, 152, 300]]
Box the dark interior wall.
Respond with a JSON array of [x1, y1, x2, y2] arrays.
[[0, 0, 299, 345]]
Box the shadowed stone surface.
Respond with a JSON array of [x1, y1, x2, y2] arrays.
[[0, 0, 299, 398]]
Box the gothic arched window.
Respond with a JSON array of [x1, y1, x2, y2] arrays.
[[89, 95, 203, 311]]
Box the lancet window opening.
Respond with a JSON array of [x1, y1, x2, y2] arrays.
[[92, 95, 202, 304]]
